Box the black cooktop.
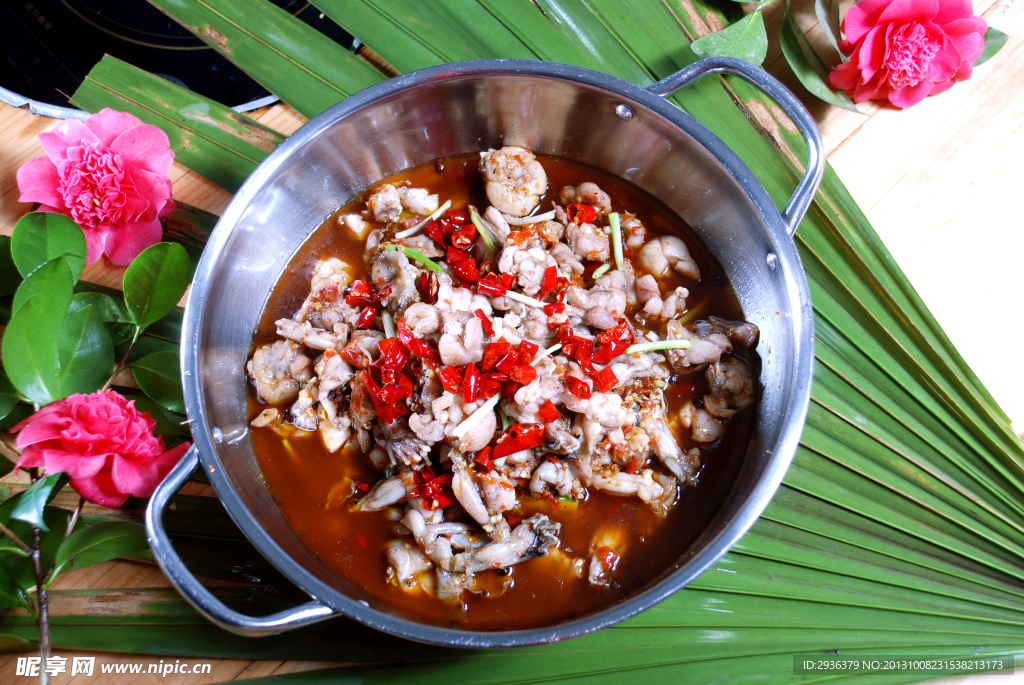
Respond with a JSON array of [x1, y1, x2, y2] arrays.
[[0, 0, 356, 109]]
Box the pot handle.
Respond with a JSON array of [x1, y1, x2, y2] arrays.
[[145, 445, 336, 636], [648, 56, 824, 237]]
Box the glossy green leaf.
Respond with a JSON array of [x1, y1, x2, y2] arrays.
[[10, 212, 87, 282], [57, 304, 115, 397], [974, 28, 1008, 67], [3, 298, 65, 405], [0, 236, 19, 297], [0, 404, 32, 432], [7, 474, 62, 532], [814, 0, 845, 59], [68, 292, 135, 346], [51, 522, 149, 582], [691, 11, 768, 66], [130, 351, 184, 414], [0, 369, 19, 422], [10, 257, 75, 318], [122, 243, 191, 328], [780, 0, 860, 111]]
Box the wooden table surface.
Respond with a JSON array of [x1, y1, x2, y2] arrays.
[[1, 0, 1022, 681]]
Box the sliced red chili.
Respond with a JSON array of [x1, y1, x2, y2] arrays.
[[463, 363, 481, 403], [566, 375, 591, 399], [476, 273, 507, 297], [450, 223, 477, 250], [493, 423, 546, 459], [379, 338, 410, 374], [590, 366, 619, 393], [424, 219, 447, 246], [446, 245, 471, 264], [475, 309, 494, 337], [598, 319, 630, 344], [554, 276, 570, 302], [510, 364, 537, 385], [495, 347, 519, 374], [574, 337, 596, 374], [377, 373, 414, 404], [437, 216, 458, 236], [346, 281, 377, 308], [537, 399, 561, 423], [501, 272, 515, 290], [543, 302, 565, 317], [500, 381, 519, 398], [451, 258, 480, 284], [538, 265, 558, 300], [517, 340, 539, 366], [362, 371, 402, 423], [409, 472, 455, 511], [438, 366, 463, 394], [474, 446, 494, 473], [353, 480, 370, 493], [480, 374, 502, 399], [447, 209, 470, 226], [592, 339, 630, 365], [396, 320, 438, 361], [482, 341, 512, 372], [566, 203, 597, 225], [356, 305, 379, 329], [376, 283, 394, 302], [417, 271, 439, 304]]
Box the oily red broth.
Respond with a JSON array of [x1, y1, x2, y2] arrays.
[[247, 154, 755, 629]]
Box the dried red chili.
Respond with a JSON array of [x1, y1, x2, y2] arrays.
[[543, 302, 565, 317], [566, 375, 591, 399], [356, 305, 379, 329], [501, 272, 515, 290], [423, 219, 447, 246], [591, 339, 630, 365], [396, 320, 438, 360], [598, 319, 630, 344], [451, 258, 480, 284], [566, 203, 597, 225], [509, 364, 537, 385], [409, 472, 455, 510], [418, 271, 439, 304], [481, 341, 512, 371], [446, 245, 471, 264], [437, 366, 463, 394], [476, 273, 507, 298], [493, 423, 546, 459], [590, 366, 619, 393], [474, 309, 494, 337], [376, 283, 394, 302], [554, 276, 570, 302], [450, 223, 477, 249], [447, 209, 470, 226], [346, 281, 376, 308], [538, 265, 558, 300], [377, 373, 414, 404], [574, 337, 596, 374], [463, 362, 481, 403], [362, 371, 407, 424], [437, 216, 458, 235], [537, 400, 561, 423], [516, 340, 539, 366], [479, 373, 502, 399], [474, 446, 494, 473]]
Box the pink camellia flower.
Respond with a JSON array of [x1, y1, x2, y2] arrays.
[[11, 391, 189, 509], [827, 0, 987, 108], [16, 108, 175, 265]]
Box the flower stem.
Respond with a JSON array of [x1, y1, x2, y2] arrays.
[[101, 325, 143, 391], [0, 522, 30, 552], [65, 496, 84, 539], [30, 528, 51, 685]]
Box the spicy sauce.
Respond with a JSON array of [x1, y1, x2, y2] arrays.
[[247, 154, 755, 629]]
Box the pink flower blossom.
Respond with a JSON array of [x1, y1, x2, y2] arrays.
[[16, 108, 176, 265], [11, 391, 189, 509], [827, 0, 987, 108]]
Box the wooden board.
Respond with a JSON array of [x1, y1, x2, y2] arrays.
[[0, 0, 1021, 679]]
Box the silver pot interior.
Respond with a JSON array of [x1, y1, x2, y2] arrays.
[[186, 62, 812, 644]]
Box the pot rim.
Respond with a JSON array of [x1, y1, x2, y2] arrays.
[[179, 58, 815, 648]]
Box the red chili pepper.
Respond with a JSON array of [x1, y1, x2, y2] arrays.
[[476, 273, 507, 297], [450, 223, 477, 250], [543, 302, 565, 317], [480, 374, 502, 399], [353, 480, 371, 493], [463, 363, 481, 403], [592, 339, 630, 365], [346, 281, 377, 308], [574, 337, 596, 374], [598, 319, 630, 344], [475, 309, 494, 337], [517, 340, 539, 366], [537, 399, 561, 423], [590, 366, 619, 393], [396, 320, 438, 360], [500, 381, 519, 398], [451, 258, 480, 284], [538, 265, 558, 300], [554, 276, 570, 302], [356, 305, 379, 329], [411, 467, 438, 485], [447, 209, 470, 226], [418, 271, 439, 304], [409, 472, 455, 511], [438, 366, 463, 394], [377, 373, 414, 404], [362, 371, 403, 423], [566, 375, 591, 399], [495, 347, 519, 374], [376, 283, 394, 302], [437, 216, 458, 236], [482, 341, 512, 371], [424, 219, 447, 246], [501, 272, 515, 290], [510, 364, 537, 385], [493, 423, 546, 459], [378, 338, 410, 375], [566, 203, 597, 225], [474, 446, 494, 473], [447, 245, 471, 264]]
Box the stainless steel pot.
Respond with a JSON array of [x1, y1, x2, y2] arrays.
[[147, 57, 820, 648]]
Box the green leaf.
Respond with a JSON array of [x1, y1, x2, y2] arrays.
[[130, 351, 184, 414], [8, 474, 62, 532], [10, 256, 76, 318], [0, 236, 20, 298], [51, 522, 150, 582], [122, 243, 192, 328], [10, 212, 87, 282], [57, 304, 115, 397], [974, 28, 1008, 67], [0, 404, 32, 432], [780, 1, 860, 111], [814, 0, 846, 59], [69, 292, 135, 346], [0, 368, 20, 422], [2, 299, 64, 405], [0, 539, 29, 557], [691, 11, 768, 65]]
